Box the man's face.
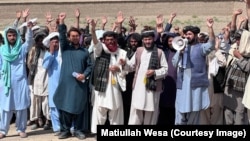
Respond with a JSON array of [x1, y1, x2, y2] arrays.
[[7, 32, 17, 46], [198, 37, 206, 43], [69, 31, 80, 45], [184, 31, 195, 44], [104, 36, 116, 48], [50, 39, 59, 50], [36, 37, 45, 47], [142, 36, 154, 48], [129, 38, 139, 49], [167, 37, 174, 49]]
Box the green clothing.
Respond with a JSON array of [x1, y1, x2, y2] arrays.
[[53, 24, 92, 114], [1, 27, 22, 96]]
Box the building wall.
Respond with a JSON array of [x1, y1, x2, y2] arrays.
[[0, 0, 245, 32]]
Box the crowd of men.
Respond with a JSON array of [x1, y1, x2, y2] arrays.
[[0, 0, 250, 140]]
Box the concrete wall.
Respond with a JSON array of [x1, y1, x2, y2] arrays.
[[0, 0, 246, 32], [0, 0, 238, 4], [0, 1, 238, 16]]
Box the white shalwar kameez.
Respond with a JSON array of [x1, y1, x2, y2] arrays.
[[127, 48, 168, 125], [91, 42, 127, 133]]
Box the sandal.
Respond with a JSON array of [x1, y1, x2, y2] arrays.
[[38, 118, 44, 127], [43, 124, 51, 130], [0, 133, 5, 139], [43, 120, 51, 130], [19, 132, 28, 138], [26, 120, 35, 126], [30, 123, 38, 130]]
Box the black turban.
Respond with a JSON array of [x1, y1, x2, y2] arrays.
[[141, 30, 155, 38], [183, 25, 200, 34], [102, 31, 118, 39], [161, 32, 178, 44]]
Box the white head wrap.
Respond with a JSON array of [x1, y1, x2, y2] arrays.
[[42, 32, 62, 66]]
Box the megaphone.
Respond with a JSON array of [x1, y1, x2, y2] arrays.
[[172, 36, 188, 51]]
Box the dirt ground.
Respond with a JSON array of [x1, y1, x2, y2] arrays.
[[1, 123, 96, 141]]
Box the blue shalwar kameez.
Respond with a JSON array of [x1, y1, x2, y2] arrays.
[[43, 48, 61, 132], [172, 40, 214, 125], [0, 28, 33, 135]]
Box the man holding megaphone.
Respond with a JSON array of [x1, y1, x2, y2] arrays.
[[172, 18, 215, 125]]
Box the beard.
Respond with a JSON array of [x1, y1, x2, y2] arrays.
[[144, 43, 154, 50], [188, 38, 196, 44], [129, 45, 138, 51], [8, 40, 16, 46], [168, 46, 176, 52]]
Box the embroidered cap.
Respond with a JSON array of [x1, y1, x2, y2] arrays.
[[141, 30, 155, 38]]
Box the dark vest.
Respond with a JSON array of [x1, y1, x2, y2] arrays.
[[133, 47, 163, 91], [177, 43, 209, 89]]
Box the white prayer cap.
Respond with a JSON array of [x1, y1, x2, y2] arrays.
[[198, 32, 209, 38], [42, 32, 59, 48], [32, 25, 40, 31], [18, 18, 38, 29]]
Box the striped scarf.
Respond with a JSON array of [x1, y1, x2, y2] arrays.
[[93, 50, 111, 92], [145, 46, 159, 91], [29, 46, 41, 84]]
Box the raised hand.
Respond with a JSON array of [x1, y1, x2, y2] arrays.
[[90, 18, 99, 45], [102, 16, 107, 25], [170, 12, 177, 19], [22, 8, 30, 19], [128, 16, 137, 29], [50, 22, 58, 32], [16, 11, 22, 20], [58, 12, 66, 24], [90, 19, 97, 30], [156, 14, 164, 33], [86, 16, 92, 24], [101, 16, 107, 30], [238, 16, 247, 23], [206, 17, 214, 28], [117, 11, 125, 24], [45, 11, 54, 23], [58, 12, 66, 20], [75, 8, 80, 18], [156, 14, 164, 26], [233, 9, 243, 16]]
